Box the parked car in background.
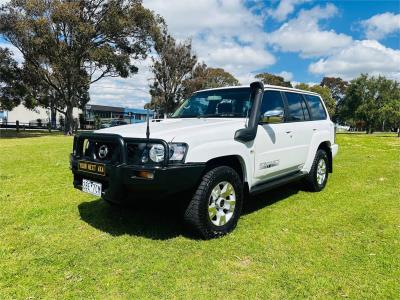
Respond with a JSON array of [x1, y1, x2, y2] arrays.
[[100, 119, 128, 129]]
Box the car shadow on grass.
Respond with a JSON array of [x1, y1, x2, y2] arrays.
[[78, 183, 301, 240]]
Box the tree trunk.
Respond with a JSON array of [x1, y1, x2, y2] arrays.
[[164, 95, 168, 118], [64, 106, 74, 135], [51, 107, 57, 130]]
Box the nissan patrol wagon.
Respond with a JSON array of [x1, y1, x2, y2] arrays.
[[71, 82, 338, 239]]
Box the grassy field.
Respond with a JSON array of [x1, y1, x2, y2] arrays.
[[0, 132, 399, 299]]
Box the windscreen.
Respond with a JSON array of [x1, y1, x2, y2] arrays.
[[171, 88, 251, 118]]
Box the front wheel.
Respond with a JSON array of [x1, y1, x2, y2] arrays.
[[184, 166, 243, 239]]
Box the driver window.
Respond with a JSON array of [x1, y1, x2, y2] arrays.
[[261, 91, 285, 117]]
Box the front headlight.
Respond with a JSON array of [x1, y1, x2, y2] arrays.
[[147, 143, 187, 163], [149, 144, 165, 163], [169, 143, 187, 162]]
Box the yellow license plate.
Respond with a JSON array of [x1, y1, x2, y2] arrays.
[[78, 161, 106, 176]]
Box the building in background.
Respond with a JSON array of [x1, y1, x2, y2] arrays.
[[83, 104, 153, 129], [1, 103, 153, 129], [0, 104, 80, 127]]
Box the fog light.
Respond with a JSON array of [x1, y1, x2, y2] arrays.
[[136, 171, 154, 180]]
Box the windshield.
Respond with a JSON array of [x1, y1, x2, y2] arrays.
[[171, 88, 251, 118]]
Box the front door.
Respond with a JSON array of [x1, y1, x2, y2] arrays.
[[253, 90, 298, 182]]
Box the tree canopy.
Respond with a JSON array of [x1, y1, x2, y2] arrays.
[[0, 47, 27, 111], [255, 73, 292, 88], [338, 74, 400, 133], [148, 29, 197, 115], [182, 63, 239, 99], [320, 77, 349, 104], [0, 0, 160, 133]]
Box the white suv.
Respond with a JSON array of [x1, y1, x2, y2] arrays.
[[71, 82, 338, 239]]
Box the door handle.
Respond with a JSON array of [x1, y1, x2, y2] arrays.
[[285, 131, 292, 134], [313, 128, 318, 131]]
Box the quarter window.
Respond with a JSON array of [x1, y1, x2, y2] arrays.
[[285, 92, 308, 122], [305, 95, 327, 120]]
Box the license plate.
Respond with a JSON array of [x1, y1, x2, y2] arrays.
[[82, 179, 102, 197], [78, 161, 106, 176]]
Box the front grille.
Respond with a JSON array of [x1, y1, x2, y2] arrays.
[[127, 143, 145, 165]]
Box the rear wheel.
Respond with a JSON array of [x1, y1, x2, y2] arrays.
[[305, 149, 329, 192], [184, 166, 243, 239]]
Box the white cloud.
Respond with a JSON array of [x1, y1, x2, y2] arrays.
[[309, 40, 400, 81], [277, 71, 293, 81], [360, 12, 400, 40], [144, 0, 275, 82], [89, 58, 154, 108], [267, 4, 353, 57], [145, 0, 264, 43], [291, 80, 319, 87], [0, 42, 24, 63], [267, 0, 311, 22]]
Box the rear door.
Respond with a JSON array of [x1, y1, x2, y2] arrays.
[[281, 92, 314, 168]]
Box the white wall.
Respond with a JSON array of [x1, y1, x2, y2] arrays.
[[4, 105, 81, 124]]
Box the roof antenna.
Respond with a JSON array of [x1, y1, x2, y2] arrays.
[[146, 108, 150, 139]]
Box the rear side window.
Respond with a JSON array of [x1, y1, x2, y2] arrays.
[[284, 92, 309, 122], [261, 91, 285, 115], [305, 95, 327, 120]]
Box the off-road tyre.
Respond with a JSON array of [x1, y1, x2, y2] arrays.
[[184, 166, 243, 239]]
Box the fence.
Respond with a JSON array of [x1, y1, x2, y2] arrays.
[[0, 121, 62, 131]]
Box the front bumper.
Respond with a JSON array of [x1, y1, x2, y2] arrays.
[[71, 133, 205, 202]]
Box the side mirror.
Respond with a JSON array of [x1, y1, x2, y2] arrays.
[[260, 109, 284, 124]]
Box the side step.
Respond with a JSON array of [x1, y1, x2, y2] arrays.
[[250, 171, 307, 195]]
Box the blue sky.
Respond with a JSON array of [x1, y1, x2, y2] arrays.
[[262, 0, 400, 83], [0, 0, 399, 108]]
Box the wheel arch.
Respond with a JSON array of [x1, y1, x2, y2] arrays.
[[317, 141, 332, 173], [203, 155, 249, 194], [204, 155, 246, 181]]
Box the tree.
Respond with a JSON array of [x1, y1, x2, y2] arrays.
[[381, 95, 400, 137], [295, 83, 336, 118], [376, 77, 400, 135], [320, 77, 349, 103], [0, 47, 27, 110], [182, 63, 239, 98], [338, 74, 400, 134], [255, 73, 292, 88], [149, 29, 197, 116], [0, 0, 160, 134]]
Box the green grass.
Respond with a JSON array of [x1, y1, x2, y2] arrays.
[[0, 133, 399, 299]]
